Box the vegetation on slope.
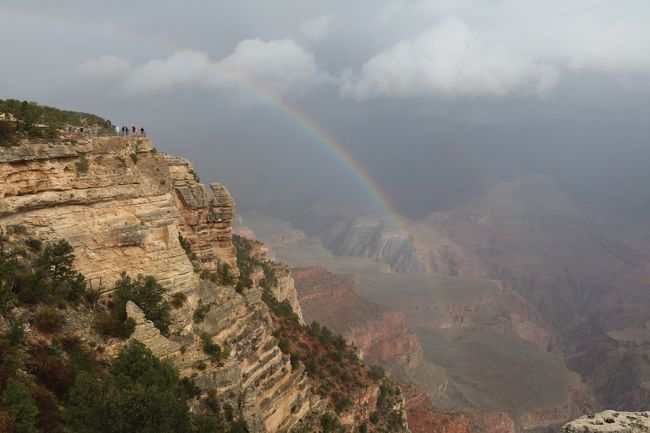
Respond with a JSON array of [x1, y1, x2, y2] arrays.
[[233, 235, 407, 433], [0, 99, 113, 146], [0, 230, 248, 433]]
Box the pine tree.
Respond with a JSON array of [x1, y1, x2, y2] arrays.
[[1, 379, 39, 433]]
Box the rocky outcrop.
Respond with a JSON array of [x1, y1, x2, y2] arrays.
[[0, 136, 195, 291], [293, 267, 422, 370], [166, 156, 237, 271], [563, 410, 650, 433], [126, 300, 181, 358]]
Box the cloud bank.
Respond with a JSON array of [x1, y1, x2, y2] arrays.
[[341, 5, 650, 99]]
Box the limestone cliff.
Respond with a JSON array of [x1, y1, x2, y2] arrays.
[[0, 135, 407, 433], [0, 136, 195, 291]]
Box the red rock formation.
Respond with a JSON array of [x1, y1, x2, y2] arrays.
[[292, 267, 422, 369], [406, 390, 516, 433]]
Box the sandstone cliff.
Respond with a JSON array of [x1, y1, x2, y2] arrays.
[[0, 135, 408, 433]]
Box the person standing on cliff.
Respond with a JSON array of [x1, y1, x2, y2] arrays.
[[131, 125, 136, 134], [140, 127, 145, 136]]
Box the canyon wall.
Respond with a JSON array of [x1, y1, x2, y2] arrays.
[[0, 136, 403, 433], [292, 267, 422, 370]]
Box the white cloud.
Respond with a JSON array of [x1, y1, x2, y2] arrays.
[[342, 4, 650, 100], [86, 39, 329, 99], [299, 15, 335, 41], [341, 18, 558, 99], [221, 39, 331, 96], [124, 50, 221, 93]]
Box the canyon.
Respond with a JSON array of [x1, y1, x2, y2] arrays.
[[240, 174, 649, 431]]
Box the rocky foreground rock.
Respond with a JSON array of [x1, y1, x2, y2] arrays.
[[563, 410, 650, 433]]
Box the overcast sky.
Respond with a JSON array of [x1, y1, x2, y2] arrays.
[[2, 1, 650, 219]]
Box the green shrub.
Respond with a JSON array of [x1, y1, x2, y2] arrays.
[[193, 300, 212, 324], [368, 365, 385, 381], [320, 412, 341, 433], [65, 341, 191, 433], [1, 378, 39, 433], [277, 338, 289, 354], [178, 235, 198, 262], [32, 307, 64, 333], [7, 225, 27, 236], [94, 312, 135, 339], [24, 238, 42, 253], [200, 333, 222, 362], [3, 320, 25, 347], [112, 273, 171, 335], [289, 352, 300, 369], [171, 292, 186, 309]]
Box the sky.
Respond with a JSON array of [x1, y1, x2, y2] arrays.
[[2, 1, 650, 221]]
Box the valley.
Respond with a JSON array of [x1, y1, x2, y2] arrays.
[[238, 173, 650, 432]]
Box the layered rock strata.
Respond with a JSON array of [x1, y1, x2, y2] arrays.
[[0, 136, 194, 291], [292, 267, 422, 369], [0, 136, 331, 432], [166, 155, 237, 271]]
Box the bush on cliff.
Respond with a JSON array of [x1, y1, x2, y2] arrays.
[[0, 237, 87, 307], [232, 235, 277, 290], [0, 99, 113, 144], [96, 273, 171, 337], [1, 379, 39, 433], [65, 340, 191, 433]]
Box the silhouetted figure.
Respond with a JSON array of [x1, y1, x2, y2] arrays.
[[140, 127, 145, 136], [131, 125, 136, 134]]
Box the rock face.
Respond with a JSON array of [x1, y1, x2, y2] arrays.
[[166, 156, 237, 271], [406, 390, 516, 433], [292, 267, 422, 370], [563, 410, 650, 433], [0, 136, 337, 432], [0, 136, 194, 291]]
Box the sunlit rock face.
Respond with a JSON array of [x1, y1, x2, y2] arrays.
[[166, 155, 237, 272], [0, 136, 195, 291], [0, 136, 326, 432]]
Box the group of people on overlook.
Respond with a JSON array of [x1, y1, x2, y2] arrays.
[[117, 125, 145, 136]]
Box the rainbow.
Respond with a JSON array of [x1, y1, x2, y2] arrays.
[[0, 6, 426, 270]]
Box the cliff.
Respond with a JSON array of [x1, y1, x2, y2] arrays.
[[0, 134, 408, 433], [292, 267, 422, 370]]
